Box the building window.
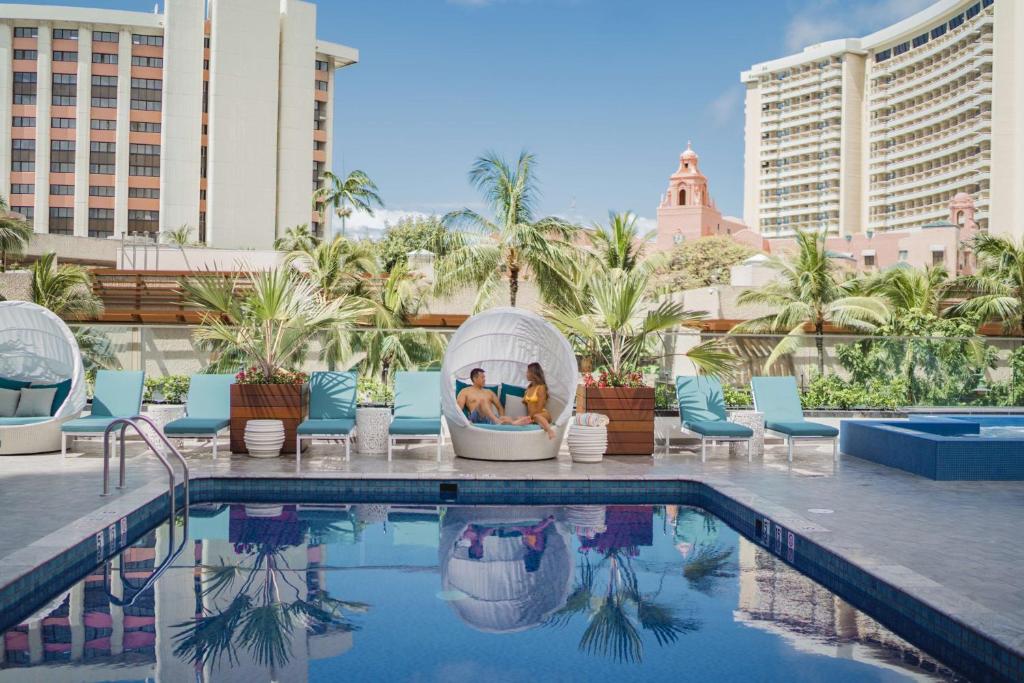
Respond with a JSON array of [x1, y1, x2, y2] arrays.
[[50, 184, 74, 195], [898, 250, 908, 261], [912, 33, 929, 48], [198, 211, 206, 243], [10, 183, 33, 195], [91, 118, 116, 130], [129, 143, 160, 176], [51, 73, 77, 106], [316, 59, 329, 71], [203, 37, 210, 49], [129, 121, 161, 133], [52, 28, 78, 40], [131, 55, 163, 68], [932, 250, 945, 266], [13, 72, 37, 105], [200, 146, 207, 179], [11, 206, 34, 223], [127, 209, 158, 232], [199, 189, 206, 200], [92, 52, 118, 64], [966, 3, 981, 19], [202, 81, 208, 113], [93, 31, 119, 43], [315, 80, 328, 92], [11, 139, 35, 172], [89, 185, 115, 197], [931, 24, 947, 39], [50, 140, 75, 173], [13, 49, 37, 60], [52, 50, 78, 62], [51, 117, 76, 129], [874, 49, 891, 63], [14, 27, 38, 38], [91, 75, 118, 108], [89, 141, 116, 175], [949, 13, 965, 29], [128, 187, 159, 199], [49, 207, 74, 234], [130, 78, 162, 111], [131, 34, 163, 47], [88, 208, 114, 237]]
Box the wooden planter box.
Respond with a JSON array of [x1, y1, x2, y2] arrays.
[[230, 383, 308, 455], [575, 386, 655, 456]]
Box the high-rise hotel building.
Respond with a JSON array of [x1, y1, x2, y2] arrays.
[[741, 0, 1024, 241], [0, 0, 357, 249]]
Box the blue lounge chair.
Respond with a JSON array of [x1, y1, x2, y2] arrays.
[[388, 371, 443, 462], [61, 370, 145, 455], [675, 376, 754, 462], [296, 371, 358, 466], [750, 376, 839, 462], [163, 374, 235, 459]]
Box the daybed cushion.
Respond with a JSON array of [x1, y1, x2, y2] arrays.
[[471, 423, 542, 432], [500, 384, 528, 418], [164, 417, 230, 435], [0, 376, 31, 391], [684, 420, 753, 437], [62, 416, 125, 433], [0, 416, 51, 426], [32, 378, 72, 415], [389, 417, 442, 435], [16, 387, 57, 417], [0, 388, 20, 417], [766, 420, 838, 437], [296, 418, 355, 435]]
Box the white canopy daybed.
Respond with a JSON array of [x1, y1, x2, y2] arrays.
[[440, 307, 578, 461], [0, 301, 86, 455]]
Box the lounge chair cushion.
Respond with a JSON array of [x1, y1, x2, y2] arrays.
[[90, 370, 145, 417], [471, 423, 542, 432], [395, 372, 441, 420], [62, 416, 125, 433], [183, 374, 235, 422], [684, 420, 753, 437], [164, 417, 230, 435], [766, 420, 838, 437], [296, 418, 355, 435], [0, 416, 52, 426], [389, 417, 442, 435], [675, 376, 728, 423], [308, 371, 357, 420], [751, 377, 805, 423]]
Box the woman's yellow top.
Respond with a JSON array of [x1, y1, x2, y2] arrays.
[[523, 384, 551, 420]]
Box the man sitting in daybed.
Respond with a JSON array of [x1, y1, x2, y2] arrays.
[[456, 368, 505, 425]]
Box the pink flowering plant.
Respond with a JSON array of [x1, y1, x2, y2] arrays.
[[581, 369, 647, 389], [235, 366, 308, 386]]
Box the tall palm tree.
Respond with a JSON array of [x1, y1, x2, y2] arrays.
[[162, 224, 194, 247], [588, 211, 656, 273], [316, 170, 383, 237], [357, 263, 445, 383], [435, 150, 579, 310], [0, 196, 33, 272], [274, 224, 318, 253], [858, 263, 949, 318], [732, 229, 888, 373], [948, 232, 1024, 333], [31, 251, 103, 320]]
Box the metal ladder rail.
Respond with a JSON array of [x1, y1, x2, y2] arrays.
[[104, 516, 189, 608]]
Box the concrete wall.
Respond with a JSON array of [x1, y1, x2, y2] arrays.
[[0, 271, 32, 301], [839, 53, 864, 237], [742, 82, 760, 230], [989, 0, 1024, 237]]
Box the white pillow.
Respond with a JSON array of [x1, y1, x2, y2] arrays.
[[16, 387, 57, 417], [0, 388, 20, 417]]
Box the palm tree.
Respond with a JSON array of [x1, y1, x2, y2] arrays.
[[316, 170, 383, 237], [274, 224, 318, 253], [858, 263, 950, 318], [31, 251, 103, 320], [732, 229, 888, 374], [181, 268, 371, 377], [948, 232, 1024, 333], [435, 150, 579, 310], [162, 224, 194, 247], [588, 211, 656, 273], [548, 267, 735, 377], [0, 196, 33, 272], [357, 263, 446, 383]]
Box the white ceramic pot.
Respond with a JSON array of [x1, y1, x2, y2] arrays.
[[244, 504, 284, 518], [564, 505, 607, 530], [244, 419, 285, 458], [568, 424, 607, 463]]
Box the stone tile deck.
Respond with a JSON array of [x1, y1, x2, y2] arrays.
[[2, 432, 1023, 658]]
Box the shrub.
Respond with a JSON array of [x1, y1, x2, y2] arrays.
[[358, 376, 394, 405], [144, 374, 191, 404]]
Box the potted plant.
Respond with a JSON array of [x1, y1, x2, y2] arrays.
[[143, 374, 190, 428], [549, 267, 734, 456], [182, 268, 369, 456]]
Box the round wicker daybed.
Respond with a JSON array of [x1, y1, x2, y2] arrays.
[[440, 307, 578, 461], [0, 301, 86, 455], [439, 506, 574, 633]]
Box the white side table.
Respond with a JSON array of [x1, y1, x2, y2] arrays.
[[356, 406, 391, 454], [728, 410, 765, 458]]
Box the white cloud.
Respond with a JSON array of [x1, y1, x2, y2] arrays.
[[782, 0, 936, 52], [331, 208, 432, 240], [706, 86, 743, 129]]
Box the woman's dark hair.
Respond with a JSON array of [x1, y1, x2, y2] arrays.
[[527, 362, 547, 386]]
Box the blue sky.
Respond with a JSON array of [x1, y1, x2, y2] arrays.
[[29, 0, 933, 233]]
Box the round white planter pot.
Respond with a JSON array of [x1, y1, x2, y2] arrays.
[[568, 424, 608, 463], [244, 419, 285, 458], [143, 403, 186, 430]]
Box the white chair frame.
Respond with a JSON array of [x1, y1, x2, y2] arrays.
[[387, 431, 444, 463], [296, 430, 355, 471]]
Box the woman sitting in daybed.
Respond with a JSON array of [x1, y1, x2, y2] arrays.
[[505, 362, 556, 440]]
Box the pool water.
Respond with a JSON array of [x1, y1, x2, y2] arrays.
[[0, 504, 963, 682]]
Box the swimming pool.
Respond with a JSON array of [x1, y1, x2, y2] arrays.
[[0, 503, 963, 682]]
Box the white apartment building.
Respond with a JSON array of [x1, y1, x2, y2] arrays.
[[742, 0, 1024, 240], [0, 0, 357, 250]]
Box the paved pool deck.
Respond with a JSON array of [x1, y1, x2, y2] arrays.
[[1, 427, 1023, 663]]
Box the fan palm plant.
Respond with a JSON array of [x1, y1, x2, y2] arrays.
[[162, 224, 194, 247], [0, 196, 33, 272], [731, 229, 888, 373], [181, 268, 371, 377], [274, 224, 318, 253], [588, 211, 656, 273], [435, 150, 579, 310], [548, 266, 735, 378], [316, 170, 383, 237], [857, 263, 949, 318], [948, 232, 1024, 333]]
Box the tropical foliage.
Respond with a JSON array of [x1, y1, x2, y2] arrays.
[[588, 211, 655, 273], [315, 170, 384, 237], [948, 232, 1024, 333], [31, 251, 103, 320], [376, 215, 463, 270], [657, 235, 755, 291], [435, 151, 579, 310], [162, 224, 195, 247], [0, 195, 32, 272], [274, 224, 319, 253]]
